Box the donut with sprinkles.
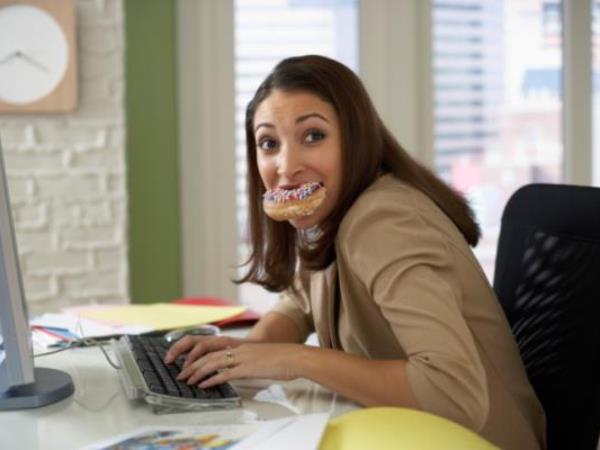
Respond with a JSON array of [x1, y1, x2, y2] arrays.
[[263, 182, 327, 221]]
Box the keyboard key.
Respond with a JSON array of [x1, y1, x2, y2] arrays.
[[176, 380, 196, 399], [218, 383, 239, 399], [147, 353, 180, 396]]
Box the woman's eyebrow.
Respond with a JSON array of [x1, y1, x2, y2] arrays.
[[254, 112, 329, 132], [296, 112, 329, 124], [254, 122, 274, 132]]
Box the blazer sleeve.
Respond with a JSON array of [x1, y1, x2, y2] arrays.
[[339, 193, 490, 432], [269, 271, 315, 342]]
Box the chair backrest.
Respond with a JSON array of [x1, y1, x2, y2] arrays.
[[493, 183, 600, 450]]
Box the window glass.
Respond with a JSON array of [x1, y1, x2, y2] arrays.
[[433, 0, 564, 278], [234, 0, 358, 310]]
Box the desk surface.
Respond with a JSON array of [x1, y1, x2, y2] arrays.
[[0, 338, 359, 450]]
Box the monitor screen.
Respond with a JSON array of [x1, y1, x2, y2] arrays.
[[0, 136, 74, 409]]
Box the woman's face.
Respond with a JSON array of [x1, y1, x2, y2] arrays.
[[253, 89, 343, 229]]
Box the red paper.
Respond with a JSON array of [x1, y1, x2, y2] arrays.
[[172, 297, 260, 328]]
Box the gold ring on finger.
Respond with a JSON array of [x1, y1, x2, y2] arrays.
[[225, 350, 235, 369]]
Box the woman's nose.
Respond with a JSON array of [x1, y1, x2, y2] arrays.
[[276, 145, 304, 177]]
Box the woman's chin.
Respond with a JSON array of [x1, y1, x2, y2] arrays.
[[288, 213, 319, 230]]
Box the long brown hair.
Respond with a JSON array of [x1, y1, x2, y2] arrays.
[[236, 55, 480, 292]]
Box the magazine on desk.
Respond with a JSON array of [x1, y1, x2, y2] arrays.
[[81, 413, 330, 450]]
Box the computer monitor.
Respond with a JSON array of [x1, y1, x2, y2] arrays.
[[0, 136, 74, 409]]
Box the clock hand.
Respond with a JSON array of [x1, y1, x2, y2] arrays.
[[16, 51, 50, 72], [0, 51, 20, 66]]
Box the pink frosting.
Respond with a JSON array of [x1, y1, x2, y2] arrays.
[[263, 182, 322, 203]]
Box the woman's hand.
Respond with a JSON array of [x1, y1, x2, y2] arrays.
[[172, 342, 304, 388], [164, 335, 246, 368]]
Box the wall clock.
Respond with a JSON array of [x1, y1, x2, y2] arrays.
[[0, 0, 78, 113]]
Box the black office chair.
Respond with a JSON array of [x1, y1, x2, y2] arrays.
[[493, 183, 600, 450]]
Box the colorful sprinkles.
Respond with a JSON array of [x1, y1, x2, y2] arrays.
[[263, 182, 323, 203]]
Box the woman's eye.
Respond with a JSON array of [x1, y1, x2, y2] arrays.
[[258, 138, 278, 151], [305, 130, 326, 143]]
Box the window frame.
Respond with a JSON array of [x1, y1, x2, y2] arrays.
[[176, 0, 238, 301], [563, 0, 593, 184], [176, 0, 595, 301]]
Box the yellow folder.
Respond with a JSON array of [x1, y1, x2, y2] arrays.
[[78, 303, 246, 330]]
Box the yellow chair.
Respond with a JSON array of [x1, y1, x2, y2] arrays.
[[319, 407, 499, 450]]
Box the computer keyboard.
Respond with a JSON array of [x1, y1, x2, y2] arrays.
[[128, 335, 238, 400], [112, 334, 241, 412]]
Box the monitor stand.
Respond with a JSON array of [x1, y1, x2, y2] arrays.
[[0, 367, 74, 410]]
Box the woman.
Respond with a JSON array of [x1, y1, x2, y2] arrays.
[[165, 55, 545, 449]]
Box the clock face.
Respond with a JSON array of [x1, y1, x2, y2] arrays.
[[0, 4, 69, 105]]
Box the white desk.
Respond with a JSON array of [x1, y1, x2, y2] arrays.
[[0, 339, 359, 450]]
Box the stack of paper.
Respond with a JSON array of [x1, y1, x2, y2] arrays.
[[75, 303, 246, 330], [30, 302, 246, 350]]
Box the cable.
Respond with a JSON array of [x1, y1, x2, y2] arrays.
[[74, 390, 121, 412], [33, 317, 121, 370], [32, 337, 119, 367], [95, 339, 121, 369], [75, 318, 121, 370], [33, 340, 81, 357]]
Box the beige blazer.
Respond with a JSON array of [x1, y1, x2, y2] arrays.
[[271, 174, 546, 450]]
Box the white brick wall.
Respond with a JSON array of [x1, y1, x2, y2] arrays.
[[0, 0, 129, 316]]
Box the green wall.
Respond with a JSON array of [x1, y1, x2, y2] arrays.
[[125, 0, 181, 303]]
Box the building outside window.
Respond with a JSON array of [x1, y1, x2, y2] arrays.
[[433, 0, 563, 278]]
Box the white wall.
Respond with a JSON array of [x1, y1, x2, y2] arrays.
[[0, 0, 129, 316]]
